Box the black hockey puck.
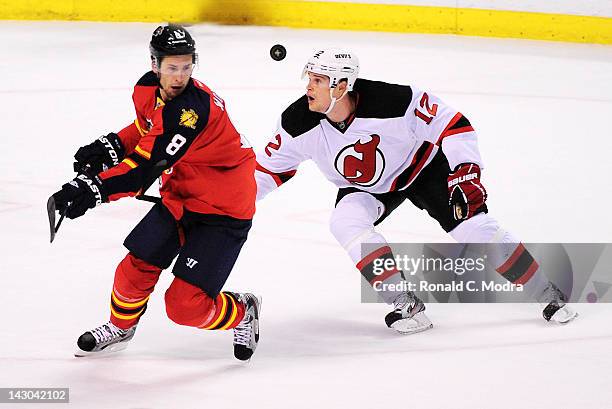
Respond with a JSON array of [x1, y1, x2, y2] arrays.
[[270, 44, 286, 61]]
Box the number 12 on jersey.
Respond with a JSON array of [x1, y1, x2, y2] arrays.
[[414, 93, 438, 125]]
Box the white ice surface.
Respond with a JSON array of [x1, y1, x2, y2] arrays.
[[0, 21, 611, 409]]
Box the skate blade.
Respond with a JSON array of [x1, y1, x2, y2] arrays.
[[551, 306, 578, 324], [390, 311, 434, 335], [74, 341, 130, 358], [249, 295, 261, 355]]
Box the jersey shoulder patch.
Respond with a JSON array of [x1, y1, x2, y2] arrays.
[[281, 95, 324, 138], [353, 78, 413, 119], [135, 71, 160, 87], [161, 83, 210, 137]]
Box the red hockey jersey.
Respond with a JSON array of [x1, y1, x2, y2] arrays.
[[99, 71, 256, 220]]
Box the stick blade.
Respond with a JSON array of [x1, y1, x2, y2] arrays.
[[47, 196, 57, 243]]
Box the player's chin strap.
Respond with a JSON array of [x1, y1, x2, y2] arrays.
[[324, 87, 349, 115]]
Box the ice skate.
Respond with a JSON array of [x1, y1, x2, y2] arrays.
[[385, 292, 433, 334], [538, 283, 578, 324], [233, 293, 261, 361], [75, 321, 137, 357]]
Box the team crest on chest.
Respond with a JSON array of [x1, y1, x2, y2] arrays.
[[179, 108, 198, 129], [334, 134, 385, 187]]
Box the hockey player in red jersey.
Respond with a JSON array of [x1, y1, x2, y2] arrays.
[[256, 48, 577, 334], [50, 25, 260, 360]]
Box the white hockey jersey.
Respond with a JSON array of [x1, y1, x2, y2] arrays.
[[256, 79, 482, 200]]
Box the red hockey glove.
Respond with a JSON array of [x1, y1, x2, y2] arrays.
[[447, 163, 487, 221]]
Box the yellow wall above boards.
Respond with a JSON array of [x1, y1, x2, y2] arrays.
[[1, 0, 611, 44]]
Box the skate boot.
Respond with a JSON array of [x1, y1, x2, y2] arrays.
[[538, 282, 578, 323], [75, 321, 137, 357], [233, 293, 261, 361], [385, 292, 433, 335]]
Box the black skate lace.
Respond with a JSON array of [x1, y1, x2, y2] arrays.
[[233, 316, 252, 346], [91, 323, 125, 344]]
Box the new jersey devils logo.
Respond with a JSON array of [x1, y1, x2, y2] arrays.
[[334, 134, 385, 187]]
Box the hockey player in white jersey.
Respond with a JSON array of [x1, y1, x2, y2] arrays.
[[255, 48, 577, 334]]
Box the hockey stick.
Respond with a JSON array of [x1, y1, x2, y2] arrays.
[[47, 196, 67, 243], [48, 159, 168, 243], [47, 163, 92, 243], [135, 159, 167, 204], [136, 195, 162, 204]]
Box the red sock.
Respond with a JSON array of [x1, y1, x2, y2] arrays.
[[165, 278, 245, 330], [110, 253, 162, 329]]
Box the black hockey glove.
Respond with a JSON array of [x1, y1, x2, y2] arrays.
[[52, 173, 107, 219], [73, 133, 125, 174]]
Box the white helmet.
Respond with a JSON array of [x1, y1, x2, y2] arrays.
[[302, 48, 360, 91]]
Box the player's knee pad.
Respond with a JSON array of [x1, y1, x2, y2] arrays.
[[165, 278, 214, 327], [330, 192, 382, 248], [114, 253, 162, 295], [449, 213, 501, 243]]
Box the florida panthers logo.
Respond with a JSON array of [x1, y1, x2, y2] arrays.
[[334, 134, 385, 187]]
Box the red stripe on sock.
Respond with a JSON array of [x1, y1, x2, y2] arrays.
[[356, 246, 392, 271], [495, 243, 526, 274]]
